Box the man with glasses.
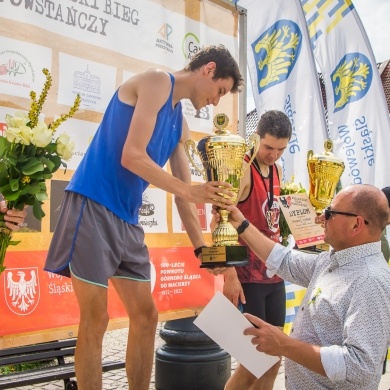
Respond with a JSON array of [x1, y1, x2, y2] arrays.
[[323, 206, 369, 224], [215, 184, 390, 390]]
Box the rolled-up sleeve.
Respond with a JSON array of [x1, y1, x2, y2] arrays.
[[265, 243, 289, 278], [320, 345, 346, 382]]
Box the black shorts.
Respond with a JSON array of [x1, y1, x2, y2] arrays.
[[241, 281, 286, 327]]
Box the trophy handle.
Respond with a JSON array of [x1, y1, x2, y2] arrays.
[[184, 139, 206, 180], [243, 133, 260, 172]]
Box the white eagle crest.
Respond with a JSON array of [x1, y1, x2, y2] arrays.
[[7, 270, 37, 312]]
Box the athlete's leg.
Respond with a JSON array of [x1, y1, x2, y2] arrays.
[[248, 357, 282, 390], [72, 276, 109, 390], [111, 278, 158, 390], [249, 282, 285, 390], [225, 283, 267, 390]]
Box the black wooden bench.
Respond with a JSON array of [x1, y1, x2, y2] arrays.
[[0, 339, 125, 389]]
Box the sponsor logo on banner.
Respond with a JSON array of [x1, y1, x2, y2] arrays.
[[251, 20, 302, 94], [74, 67, 101, 94], [156, 24, 174, 54], [138, 189, 167, 232], [182, 32, 203, 60], [0, 49, 35, 87], [73, 67, 102, 108], [139, 194, 155, 217], [180, 32, 213, 127], [331, 53, 372, 112], [5, 268, 40, 315], [58, 53, 114, 112]]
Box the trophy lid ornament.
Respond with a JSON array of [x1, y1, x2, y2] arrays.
[[213, 113, 229, 133], [307, 139, 345, 214], [199, 113, 250, 162]]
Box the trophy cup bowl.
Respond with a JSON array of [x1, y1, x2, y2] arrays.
[[185, 114, 260, 268], [307, 139, 345, 215]]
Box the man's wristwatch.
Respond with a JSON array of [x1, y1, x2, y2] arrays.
[[236, 219, 250, 235]]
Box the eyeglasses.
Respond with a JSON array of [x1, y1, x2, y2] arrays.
[[324, 207, 369, 225]]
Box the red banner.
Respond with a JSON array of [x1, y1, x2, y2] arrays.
[[0, 248, 220, 338]]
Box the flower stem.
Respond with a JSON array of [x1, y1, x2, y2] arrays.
[[0, 226, 12, 274]]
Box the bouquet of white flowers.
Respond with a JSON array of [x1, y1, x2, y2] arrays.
[[279, 176, 306, 246], [0, 68, 80, 273]]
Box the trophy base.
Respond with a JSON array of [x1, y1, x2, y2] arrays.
[[200, 245, 249, 268]]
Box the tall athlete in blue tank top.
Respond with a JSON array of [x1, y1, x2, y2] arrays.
[[44, 45, 244, 390]]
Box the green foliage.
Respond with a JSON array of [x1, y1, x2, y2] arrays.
[[0, 136, 64, 219], [0, 361, 53, 374], [0, 68, 79, 275]]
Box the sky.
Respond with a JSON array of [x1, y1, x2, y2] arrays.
[[246, 0, 390, 112], [353, 0, 390, 63]]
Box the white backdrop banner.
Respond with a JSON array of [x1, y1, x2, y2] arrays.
[[0, 1, 243, 344], [302, 0, 390, 188], [240, 0, 328, 188], [0, 0, 236, 69]]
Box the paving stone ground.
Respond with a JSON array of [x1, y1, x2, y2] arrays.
[[12, 324, 390, 390]]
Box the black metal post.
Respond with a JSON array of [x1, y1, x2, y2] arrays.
[[155, 316, 231, 390]]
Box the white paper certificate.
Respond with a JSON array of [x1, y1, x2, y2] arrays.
[[194, 291, 279, 378], [277, 192, 325, 248]]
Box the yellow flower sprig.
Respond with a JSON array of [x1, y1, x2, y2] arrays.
[[49, 94, 81, 133], [26, 68, 80, 133], [28, 68, 52, 128], [28, 90, 38, 127]]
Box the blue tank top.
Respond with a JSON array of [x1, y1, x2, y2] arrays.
[[67, 73, 183, 224]]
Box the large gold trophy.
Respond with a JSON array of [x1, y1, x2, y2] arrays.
[[185, 114, 260, 268], [307, 139, 345, 215]]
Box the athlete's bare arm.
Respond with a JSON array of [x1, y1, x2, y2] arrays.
[[119, 69, 233, 206]]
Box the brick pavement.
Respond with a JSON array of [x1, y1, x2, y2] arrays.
[[13, 324, 390, 390]]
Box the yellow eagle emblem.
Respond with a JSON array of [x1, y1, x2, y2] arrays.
[[252, 21, 301, 93], [332, 55, 371, 111]]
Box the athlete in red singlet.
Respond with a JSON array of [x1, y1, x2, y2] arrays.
[[224, 110, 292, 390]]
